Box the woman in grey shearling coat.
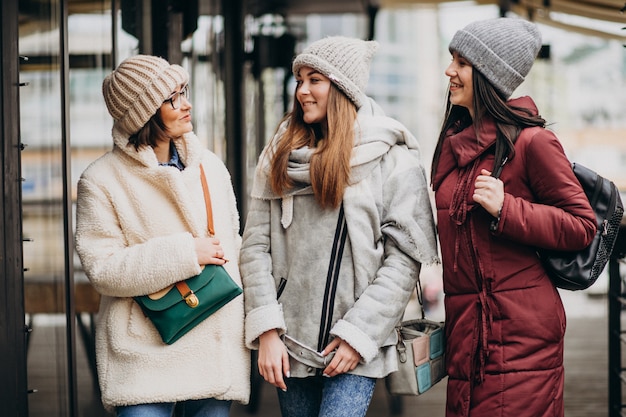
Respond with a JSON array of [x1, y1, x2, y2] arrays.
[[74, 55, 249, 416], [240, 36, 439, 417]]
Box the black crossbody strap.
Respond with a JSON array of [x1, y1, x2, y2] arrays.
[[317, 204, 348, 352]]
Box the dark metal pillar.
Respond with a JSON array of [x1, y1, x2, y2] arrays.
[[608, 255, 623, 417], [59, 0, 79, 414], [222, 0, 246, 230], [608, 225, 626, 417], [0, 0, 29, 415]]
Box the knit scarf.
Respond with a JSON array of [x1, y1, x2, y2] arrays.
[[250, 97, 439, 267]]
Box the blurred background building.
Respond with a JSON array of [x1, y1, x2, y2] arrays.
[[1, 0, 624, 416]]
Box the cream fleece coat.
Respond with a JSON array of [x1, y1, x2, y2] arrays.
[[75, 127, 249, 410], [240, 98, 439, 378]]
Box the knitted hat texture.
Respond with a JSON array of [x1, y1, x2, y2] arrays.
[[102, 55, 189, 135], [292, 36, 379, 108], [449, 18, 542, 99]]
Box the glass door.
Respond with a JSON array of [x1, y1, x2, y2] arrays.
[[19, 0, 74, 415], [17, 1, 227, 415], [18, 0, 114, 415]]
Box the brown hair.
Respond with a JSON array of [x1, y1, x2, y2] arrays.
[[127, 107, 170, 150], [269, 84, 357, 209]]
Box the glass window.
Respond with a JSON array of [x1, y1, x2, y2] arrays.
[[19, 1, 72, 415]]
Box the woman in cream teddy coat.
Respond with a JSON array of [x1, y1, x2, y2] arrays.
[[75, 55, 249, 416]]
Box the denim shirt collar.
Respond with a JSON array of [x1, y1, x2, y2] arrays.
[[158, 141, 185, 171]]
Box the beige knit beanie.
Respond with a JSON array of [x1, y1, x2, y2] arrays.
[[292, 36, 379, 109], [449, 18, 542, 99], [102, 55, 189, 135]]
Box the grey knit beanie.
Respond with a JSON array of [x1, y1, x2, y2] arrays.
[[102, 55, 189, 135], [449, 18, 542, 99], [292, 36, 379, 108]]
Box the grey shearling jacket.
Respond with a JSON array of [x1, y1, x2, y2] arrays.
[[240, 98, 439, 378]]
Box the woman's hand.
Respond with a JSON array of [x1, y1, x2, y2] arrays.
[[194, 237, 228, 265], [258, 330, 290, 391], [473, 169, 504, 218], [322, 337, 361, 377]]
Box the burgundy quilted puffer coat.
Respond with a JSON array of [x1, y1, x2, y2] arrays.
[[431, 97, 596, 417]]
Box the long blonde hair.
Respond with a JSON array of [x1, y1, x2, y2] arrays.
[[269, 85, 357, 209]]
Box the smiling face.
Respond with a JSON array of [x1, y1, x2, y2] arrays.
[[160, 84, 193, 138], [295, 66, 332, 126], [445, 51, 474, 117]]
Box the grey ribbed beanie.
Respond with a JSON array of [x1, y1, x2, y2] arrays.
[[102, 55, 189, 135], [292, 36, 379, 108], [449, 18, 542, 99]]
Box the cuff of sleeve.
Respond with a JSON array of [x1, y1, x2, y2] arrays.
[[490, 208, 502, 232], [490, 197, 508, 235], [331, 319, 378, 363], [244, 303, 286, 350]]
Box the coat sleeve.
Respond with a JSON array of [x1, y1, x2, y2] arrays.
[[74, 174, 201, 298], [239, 196, 287, 349], [493, 128, 596, 251]]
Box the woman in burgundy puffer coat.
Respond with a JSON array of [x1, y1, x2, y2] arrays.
[[431, 18, 597, 417]]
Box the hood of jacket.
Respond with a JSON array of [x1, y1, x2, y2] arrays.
[[432, 96, 538, 191]]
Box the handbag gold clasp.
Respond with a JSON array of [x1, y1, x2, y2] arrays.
[[183, 291, 199, 308]]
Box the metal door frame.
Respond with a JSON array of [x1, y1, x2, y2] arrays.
[[0, 0, 29, 415]]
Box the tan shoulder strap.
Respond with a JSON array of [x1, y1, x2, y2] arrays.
[[199, 164, 214, 236]]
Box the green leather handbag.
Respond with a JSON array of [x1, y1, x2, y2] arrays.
[[134, 264, 242, 344]]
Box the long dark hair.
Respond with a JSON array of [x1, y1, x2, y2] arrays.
[[431, 69, 546, 182], [128, 109, 169, 150]]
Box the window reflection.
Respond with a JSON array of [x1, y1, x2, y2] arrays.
[[19, 5, 125, 417], [19, 2, 71, 414]]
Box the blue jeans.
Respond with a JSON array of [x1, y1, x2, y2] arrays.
[[116, 398, 231, 417], [277, 373, 376, 417]]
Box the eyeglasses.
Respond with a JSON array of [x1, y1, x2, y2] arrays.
[[163, 84, 190, 110]]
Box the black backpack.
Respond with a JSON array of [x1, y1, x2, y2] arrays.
[[538, 163, 623, 290], [493, 135, 624, 291]]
